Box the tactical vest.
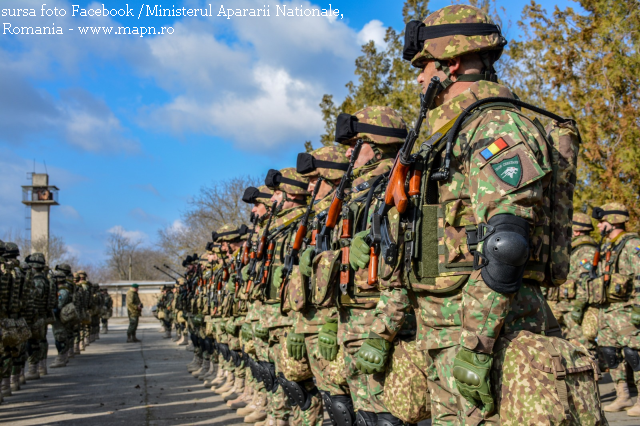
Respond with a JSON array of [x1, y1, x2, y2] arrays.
[[602, 232, 639, 302], [8, 261, 24, 318], [0, 258, 10, 318], [546, 236, 596, 302]]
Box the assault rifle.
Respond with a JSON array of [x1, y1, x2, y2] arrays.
[[154, 265, 180, 282], [163, 263, 186, 279], [246, 201, 279, 294], [317, 140, 364, 253], [368, 76, 441, 285], [243, 213, 259, 265]]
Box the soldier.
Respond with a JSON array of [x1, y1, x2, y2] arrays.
[[590, 203, 640, 415], [100, 288, 114, 334], [24, 253, 49, 380], [545, 212, 597, 344], [349, 5, 603, 424], [126, 283, 143, 342], [159, 286, 173, 338], [174, 277, 189, 346], [50, 270, 74, 368]]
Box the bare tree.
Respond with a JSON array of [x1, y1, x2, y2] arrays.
[[157, 175, 259, 260], [105, 227, 141, 280]]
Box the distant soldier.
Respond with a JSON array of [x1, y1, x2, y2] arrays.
[[100, 288, 113, 334], [126, 283, 143, 343], [590, 203, 640, 416], [50, 270, 74, 368], [24, 252, 49, 380]]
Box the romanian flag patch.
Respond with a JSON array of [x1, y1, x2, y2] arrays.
[[480, 137, 508, 160], [635, 246, 640, 255], [580, 259, 592, 270]]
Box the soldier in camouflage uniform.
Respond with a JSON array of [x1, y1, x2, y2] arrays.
[[544, 212, 597, 348], [232, 185, 274, 421], [588, 203, 640, 416], [255, 167, 310, 426], [101, 288, 114, 334], [24, 253, 49, 381], [348, 5, 604, 424], [50, 269, 74, 368], [126, 283, 142, 342]]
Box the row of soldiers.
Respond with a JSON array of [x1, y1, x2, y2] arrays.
[[0, 241, 113, 403], [158, 5, 616, 425]]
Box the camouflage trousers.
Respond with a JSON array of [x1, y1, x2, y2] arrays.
[[128, 315, 139, 336], [598, 303, 640, 384], [267, 330, 292, 421], [548, 300, 588, 346], [343, 339, 388, 414], [305, 333, 349, 396], [52, 321, 72, 354]]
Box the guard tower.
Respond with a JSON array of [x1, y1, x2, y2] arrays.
[[21, 173, 59, 258]]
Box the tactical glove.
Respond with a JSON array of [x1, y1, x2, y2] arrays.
[[350, 230, 371, 271], [241, 323, 252, 341], [273, 266, 284, 288], [318, 319, 339, 361], [255, 323, 269, 341], [570, 301, 586, 324], [453, 347, 495, 416], [286, 332, 307, 360], [225, 320, 238, 336], [299, 247, 315, 278], [241, 265, 251, 282], [355, 335, 392, 374], [632, 305, 640, 326]]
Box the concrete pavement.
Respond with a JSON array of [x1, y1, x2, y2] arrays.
[[0, 317, 635, 425]]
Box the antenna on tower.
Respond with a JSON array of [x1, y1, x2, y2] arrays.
[[43, 160, 48, 174]]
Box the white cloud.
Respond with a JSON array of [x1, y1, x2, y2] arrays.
[[169, 219, 187, 233], [59, 206, 82, 220], [107, 225, 148, 242], [357, 20, 388, 50]]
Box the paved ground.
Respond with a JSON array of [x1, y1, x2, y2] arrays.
[[0, 317, 634, 425]]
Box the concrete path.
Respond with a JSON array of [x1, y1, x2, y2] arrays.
[[0, 317, 633, 425]]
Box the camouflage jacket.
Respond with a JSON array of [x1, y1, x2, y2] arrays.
[[548, 235, 596, 304], [126, 288, 142, 317], [372, 80, 556, 353], [596, 231, 640, 308]]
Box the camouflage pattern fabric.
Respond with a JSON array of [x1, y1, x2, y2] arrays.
[[383, 338, 432, 423], [298, 146, 349, 181], [277, 328, 313, 382], [336, 106, 407, 146], [304, 333, 349, 394], [342, 339, 387, 413], [581, 307, 599, 342], [410, 5, 505, 66]]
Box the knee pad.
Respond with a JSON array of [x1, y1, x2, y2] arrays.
[[356, 410, 378, 426], [204, 337, 213, 354], [277, 374, 316, 411], [321, 391, 339, 426], [624, 347, 640, 372], [330, 394, 355, 426], [600, 346, 622, 369], [475, 214, 530, 294], [376, 413, 407, 426]]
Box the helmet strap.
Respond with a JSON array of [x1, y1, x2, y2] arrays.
[[435, 54, 499, 89]]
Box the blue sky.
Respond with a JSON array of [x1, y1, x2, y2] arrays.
[[0, 0, 575, 264]]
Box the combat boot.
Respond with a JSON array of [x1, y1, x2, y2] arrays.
[[244, 407, 268, 424], [172, 332, 180, 342], [79, 339, 86, 351], [200, 361, 214, 380], [84, 335, 90, 347], [223, 375, 245, 401], [237, 391, 259, 416], [604, 381, 634, 412], [188, 357, 203, 373], [1, 378, 12, 397], [10, 374, 20, 391], [191, 358, 205, 376], [132, 334, 141, 343], [178, 335, 188, 346], [186, 341, 194, 351], [163, 329, 171, 339], [204, 366, 222, 387], [215, 372, 236, 395], [186, 354, 198, 370], [211, 370, 230, 390], [39, 359, 48, 376], [25, 363, 40, 380], [228, 384, 252, 409], [627, 398, 640, 416], [104, 323, 109, 334], [19, 368, 26, 384], [75, 342, 82, 354], [50, 354, 67, 369]]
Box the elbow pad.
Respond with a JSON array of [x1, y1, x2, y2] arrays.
[[474, 214, 530, 294]]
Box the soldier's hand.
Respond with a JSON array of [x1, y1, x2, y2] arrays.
[[355, 335, 392, 374], [255, 323, 269, 341], [242, 265, 251, 282], [318, 319, 339, 361], [273, 266, 284, 288], [225, 321, 238, 336], [453, 347, 495, 416], [286, 332, 306, 360], [241, 323, 252, 341], [299, 247, 315, 278], [350, 230, 371, 271]]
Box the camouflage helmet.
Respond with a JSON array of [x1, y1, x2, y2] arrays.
[[242, 185, 273, 206], [572, 212, 594, 232], [297, 146, 349, 181], [176, 277, 186, 286], [405, 5, 506, 68], [55, 263, 72, 275], [52, 270, 66, 280], [335, 106, 407, 146], [593, 202, 630, 225], [76, 270, 87, 278], [4, 243, 19, 258], [25, 253, 46, 267], [215, 224, 250, 242], [265, 167, 310, 196]]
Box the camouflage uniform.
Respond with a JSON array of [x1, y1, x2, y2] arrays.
[[356, 5, 603, 424], [50, 270, 74, 368], [126, 284, 142, 341], [589, 203, 640, 415], [545, 212, 597, 348], [25, 253, 49, 380]]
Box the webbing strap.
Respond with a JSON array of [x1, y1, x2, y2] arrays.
[[541, 339, 571, 420]]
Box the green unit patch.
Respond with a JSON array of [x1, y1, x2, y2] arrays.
[[491, 154, 522, 187]]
